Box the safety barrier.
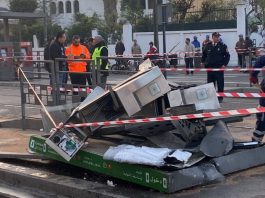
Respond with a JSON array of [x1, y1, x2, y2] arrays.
[[63, 107, 265, 128]]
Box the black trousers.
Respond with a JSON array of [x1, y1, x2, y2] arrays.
[[207, 71, 224, 93], [238, 54, 246, 68], [69, 73, 86, 90], [185, 58, 194, 74]]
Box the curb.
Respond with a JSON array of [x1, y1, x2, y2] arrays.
[[0, 161, 127, 198]]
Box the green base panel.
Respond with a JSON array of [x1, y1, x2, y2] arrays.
[[29, 135, 171, 193], [29, 135, 224, 193]]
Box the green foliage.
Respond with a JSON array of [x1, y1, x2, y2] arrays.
[[256, 0, 265, 24], [170, 0, 235, 23], [121, 0, 144, 26], [169, 0, 195, 23], [23, 21, 62, 45], [67, 13, 107, 42], [9, 0, 38, 12]]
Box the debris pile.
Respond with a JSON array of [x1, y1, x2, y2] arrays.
[[43, 60, 259, 169]]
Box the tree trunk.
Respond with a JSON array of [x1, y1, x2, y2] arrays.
[[103, 0, 118, 27]]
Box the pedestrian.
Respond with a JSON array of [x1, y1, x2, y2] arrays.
[[202, 35, 211, 51], [249, 55, 265, 142], [49, 31, 67, 87], [201, 32, 230, 103], [84, 37, 94, 85], [65, 35, 90, 94], [131, 39, 142, 69], [184, 38, 195, 75], [235, 34, 247, 68], [192, 36, 201, 67], [192, 36, 200, 51], [146, 41, 158, 60], [44, 37, 55, 85], [131, 39, 142, 56], [115, 38, 125, 66], [92, 35, 109, 88], [245, 36, 254, 68], [86, 37, 94, 55]]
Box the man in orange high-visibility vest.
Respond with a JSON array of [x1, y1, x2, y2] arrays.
[[66, 35, 90, 88]]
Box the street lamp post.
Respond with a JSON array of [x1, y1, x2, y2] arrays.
[[43, 0, 48, 44], [154, 0, 159, 51], [162, 4, 167, 78]]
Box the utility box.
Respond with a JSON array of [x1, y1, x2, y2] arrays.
[[114, 66, 171, 116]]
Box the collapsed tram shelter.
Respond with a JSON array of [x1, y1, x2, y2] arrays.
[[29, 60, 265, 193]]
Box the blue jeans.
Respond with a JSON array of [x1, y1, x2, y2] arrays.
[[59, 66, 67, 87]]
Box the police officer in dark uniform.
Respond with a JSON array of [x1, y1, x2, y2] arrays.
[[250, 55, 265, 142], [201, 32, 230, 103]]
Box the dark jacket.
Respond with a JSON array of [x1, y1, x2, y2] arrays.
[[49, 41, 66, 70], [44, 41, 52, 72], [115, 41, 125, 55], [251, 55, 265, 106], [201, 42, 230, 68], [251, 55, 265, 78]]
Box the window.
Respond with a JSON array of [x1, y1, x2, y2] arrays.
[[74, 0, 79, 13], [50, 2, 56, 15], [66, 1, 72, 13], [58, 1, 64, 14]]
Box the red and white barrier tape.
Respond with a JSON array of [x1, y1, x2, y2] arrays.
[[29, 86, 264, 98], [217, 92, 265, 98], [110, 48, 264, 57], [160, 67, 265, 72], [64, 107, 265, 128]]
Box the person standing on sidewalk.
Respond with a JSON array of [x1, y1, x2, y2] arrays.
[[202, 35, 211, 51], [115, 38, 125, 66], [235, 34, 247, 68], [192, 36, 201, 67], [131, 39, 142, 69], [249, 55, 265, 142], [84, 37, 94, 85], [92, 35, 109, 88], [201, 32, 230, 103], [49, 31, 67, 87], [184, 38, 195, 75], [65, 35, 90, 90]]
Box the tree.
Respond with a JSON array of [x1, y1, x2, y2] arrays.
[[67, 14, 108, 42], [256, 0, 265, 24], [121, 0, 145, 26], [102, 0, 121, 42], [9, 0, 38, 12], [170, 0, 195, 23]]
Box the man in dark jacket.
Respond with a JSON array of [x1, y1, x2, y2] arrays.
[[84, 37, 94, 85], [115, 39, 125, 66], [92, 35, 109, 88], [250, 55, 265, 142], [201, 32, 230, 103], [44, 37, 55, 85], [49, 31, 67, 87]]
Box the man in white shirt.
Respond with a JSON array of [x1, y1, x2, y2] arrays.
[[184, 38, 195, 75]]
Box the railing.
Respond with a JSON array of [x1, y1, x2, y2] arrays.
[[144, 9, 236, 23]]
